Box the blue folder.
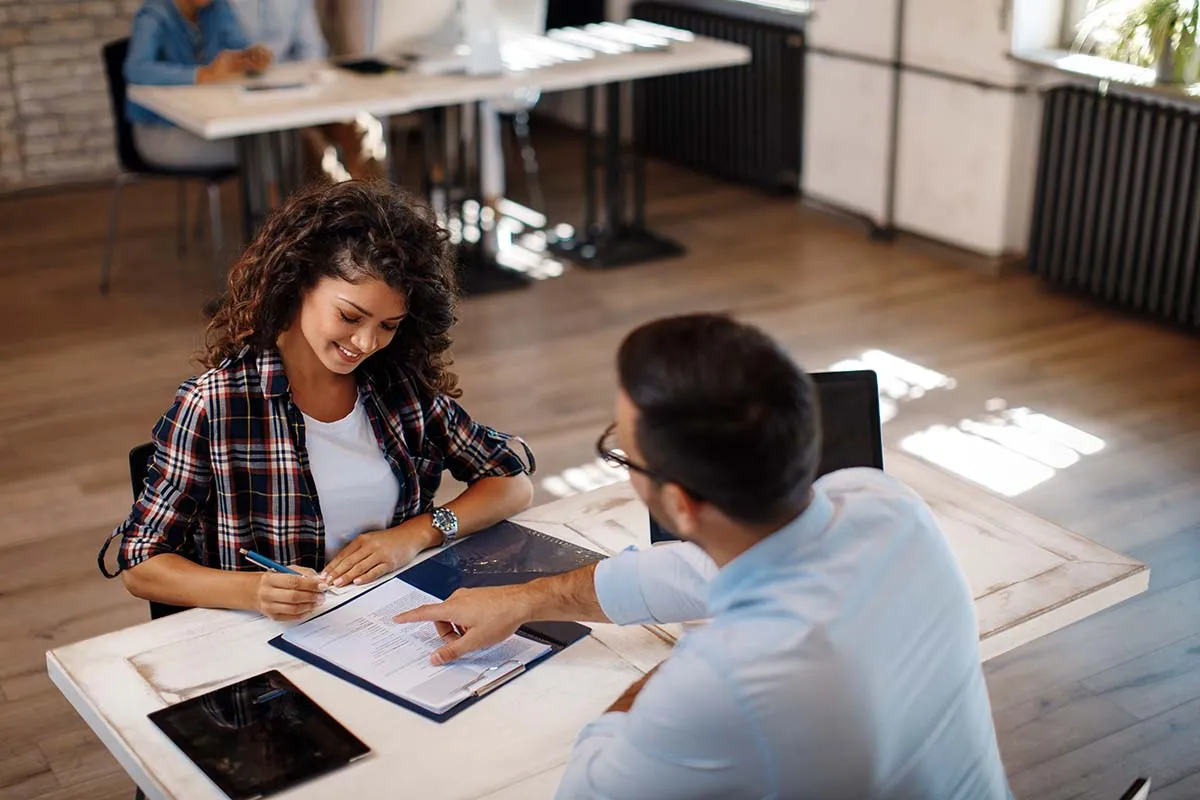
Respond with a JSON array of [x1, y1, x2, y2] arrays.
[[269, 521, 606, 723]]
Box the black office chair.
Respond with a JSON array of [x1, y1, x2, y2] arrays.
[[1119, 778, 1151, 800], [127, 442, 192, 621], [100, 39, 237, 293]]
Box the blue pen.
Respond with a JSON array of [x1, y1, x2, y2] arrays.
[[239, 547, 301, 575]]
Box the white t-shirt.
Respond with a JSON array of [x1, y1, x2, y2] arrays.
[[301, 398, 401, 561]]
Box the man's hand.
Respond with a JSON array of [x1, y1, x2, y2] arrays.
[[323, 520, 436, 587], [607, 662, 663, 713], [196, 50, 244, 83], [240, 44, 273, 73], [253, 567, 326, 620], [392, 586, 532, 665]]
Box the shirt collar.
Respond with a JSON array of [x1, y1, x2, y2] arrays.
[[254, 347, 291, 398], [706, 488, 835, 615]]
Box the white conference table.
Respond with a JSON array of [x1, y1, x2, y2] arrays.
[[47, 451, 1148, 799], [127, 25, 752, 276], [126, 32, 750, 141]]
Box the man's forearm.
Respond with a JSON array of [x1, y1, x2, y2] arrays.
[[522, 563, 610, 623]]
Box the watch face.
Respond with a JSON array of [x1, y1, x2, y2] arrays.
[[434, 508, 457, 533]]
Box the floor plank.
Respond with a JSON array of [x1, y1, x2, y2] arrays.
[[40, 729, 137, 794], [993, 683, 1141, 777], [0, 742, 53, 795], [1081, 632, 1200, 722], [1009, 697, 1200, 800]]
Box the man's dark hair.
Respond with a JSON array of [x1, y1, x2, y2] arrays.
[[617, 313, 821, 525]]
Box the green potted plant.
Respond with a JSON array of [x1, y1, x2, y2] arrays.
[[1075, 0, 1200, 84]]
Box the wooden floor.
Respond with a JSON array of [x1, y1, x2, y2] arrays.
[[1, 132, 1199, 799]]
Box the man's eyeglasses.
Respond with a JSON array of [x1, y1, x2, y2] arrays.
[[595, 422, 703, 499]]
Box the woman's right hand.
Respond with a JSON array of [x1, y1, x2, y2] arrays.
[[254, 569, 327, 620]]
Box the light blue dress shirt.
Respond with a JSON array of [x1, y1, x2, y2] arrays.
[[558, 468, 1012, 800], [228, 0, 327, 63]]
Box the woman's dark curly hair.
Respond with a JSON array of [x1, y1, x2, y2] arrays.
[[204, 180, 462, 398]]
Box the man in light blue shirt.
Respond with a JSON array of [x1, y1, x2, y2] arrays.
[[396, 314, 1011, 799], [227, 0, 327, 62]]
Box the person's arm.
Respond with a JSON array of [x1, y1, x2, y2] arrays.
[[556, 649, 768, 799], [121, 554, 325, 620], [124, 8, 202, 86], [392, 562, 605, 663], [323, 392, 535, 587], [392, 542, 716, 663], [113, 383, 324, 619]]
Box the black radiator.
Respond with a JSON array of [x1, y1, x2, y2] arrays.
[[630, 1, 805, 194], [1029, 86, 1200, 330]]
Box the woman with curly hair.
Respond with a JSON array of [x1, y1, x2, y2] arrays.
[[100, 181, 535, 620]]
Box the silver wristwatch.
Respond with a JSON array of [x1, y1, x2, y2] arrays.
[[431, 506, 459, 546]]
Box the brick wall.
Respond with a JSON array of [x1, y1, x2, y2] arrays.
[[0, 0, 142, 191]]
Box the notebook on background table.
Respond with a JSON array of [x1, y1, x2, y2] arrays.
[[650, 369, 884, 543]]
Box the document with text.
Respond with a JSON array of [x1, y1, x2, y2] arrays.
[[281, 579, 550, 715]]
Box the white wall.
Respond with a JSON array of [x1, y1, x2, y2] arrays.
[[805, 0, 1044, 257], [802, 53, 892, 222], [893, 73, 1039, 254]]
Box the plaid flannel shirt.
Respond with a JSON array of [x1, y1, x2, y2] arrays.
[[101, 347, 534, 575]]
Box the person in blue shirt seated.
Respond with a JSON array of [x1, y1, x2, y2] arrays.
[[396, 313, 1013, 800], [125, 0, 273, 170]]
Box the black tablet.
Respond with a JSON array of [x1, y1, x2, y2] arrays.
[[149, 670, 370, 800]]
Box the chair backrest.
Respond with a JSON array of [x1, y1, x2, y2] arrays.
[[648, 369, 885, 543], [1119, 778, 1150, 800], [128, 442, 192, 621], [102, 38, 152, 174]]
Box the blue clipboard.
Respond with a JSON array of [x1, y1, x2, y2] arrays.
[[268, 521, 604, 723]]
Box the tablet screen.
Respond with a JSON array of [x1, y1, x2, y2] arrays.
[[149, 670, 369, 799]]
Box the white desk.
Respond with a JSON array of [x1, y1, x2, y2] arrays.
[[126, 35, 751, 141], [127, 28, 752, 277], [47, 454, 1147, 798]]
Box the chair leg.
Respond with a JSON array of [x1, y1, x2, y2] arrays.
[[207, 181, 224, 281], [176, 178, 187, 257], [100, 174, 134, 294], [193, 183, 207, 242], [511, 109, 545, 212]]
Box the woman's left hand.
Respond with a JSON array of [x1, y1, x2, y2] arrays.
[[322, 521, 435, 587]]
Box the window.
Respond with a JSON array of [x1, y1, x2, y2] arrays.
[[1061, 0, 1092, 47], [1060, 0, 1197, 69]]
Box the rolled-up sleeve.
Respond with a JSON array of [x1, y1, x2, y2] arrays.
[[428, 394, 535, 483], [111, 381, 213, 573], [593, 542, 716, 626], [556, 647, 768, 799]]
